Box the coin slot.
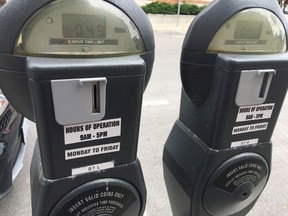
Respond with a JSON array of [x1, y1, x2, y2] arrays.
[[92, 83, 100, 113], [259, 73, 270, 99]]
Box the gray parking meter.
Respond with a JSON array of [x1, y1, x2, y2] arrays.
[[0, 0, 154, 215], [163, 0, 288, 215]]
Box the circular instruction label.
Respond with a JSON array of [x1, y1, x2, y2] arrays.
[[213, 157, 268, 193], [203, 153, 269, 216], [50, 178, 140, 216]]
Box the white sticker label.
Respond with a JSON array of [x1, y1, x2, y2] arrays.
[[232, 122, 268, 135], [236, 103, 275, 122], [65, 142, 120, 160], [64, 118, 121, 145], [231, 138, 259, 148], [72, 161, 115, 176]]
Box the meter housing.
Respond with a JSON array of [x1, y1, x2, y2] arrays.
[[0, 0, 154, 216], [163, 0, 288, 216]]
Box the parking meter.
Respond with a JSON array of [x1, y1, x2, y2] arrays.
[[163, 0, 288, 215], [0, 0, 154, 215]]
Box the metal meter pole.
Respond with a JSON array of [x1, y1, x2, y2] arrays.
[[177, 0, 181, 27]]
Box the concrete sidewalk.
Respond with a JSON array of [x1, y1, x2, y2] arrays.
[[147, 14, 195, 32]]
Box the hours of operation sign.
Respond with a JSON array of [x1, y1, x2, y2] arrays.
[[64, 118, 121, 145], [236, 103, 275, 122]]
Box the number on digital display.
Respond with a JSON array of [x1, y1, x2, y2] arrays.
[[62, 14, 106, 38]]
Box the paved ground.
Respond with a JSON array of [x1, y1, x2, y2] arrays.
[[0, 31, 287, 216]]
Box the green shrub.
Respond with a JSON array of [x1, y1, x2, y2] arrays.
[[141, 1, 206, 15], [141, 2, 177, 14]]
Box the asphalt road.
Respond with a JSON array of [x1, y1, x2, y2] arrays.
[[0, 31, 287, 216]]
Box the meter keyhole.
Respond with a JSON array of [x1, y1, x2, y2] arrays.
[[241, 192, 249, 199]]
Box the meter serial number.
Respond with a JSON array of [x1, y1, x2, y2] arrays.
[[50, 38, 118, 46]]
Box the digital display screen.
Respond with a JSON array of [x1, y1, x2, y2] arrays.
[[234, 21, 263, 40], [62, 14, 106, 38]]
